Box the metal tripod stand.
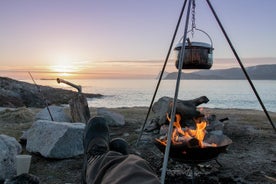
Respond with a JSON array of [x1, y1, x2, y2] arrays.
[[136, 0, 276, 183]]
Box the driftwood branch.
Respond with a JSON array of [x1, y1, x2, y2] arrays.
[[57, 78, 82, 93], [147, 96, 209, 130], [180, 96, 209, 106], [57, 78, 90, 123], [168, 96, 209, 120]]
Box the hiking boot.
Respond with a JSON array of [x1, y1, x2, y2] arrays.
[[110, 138, 129, 155], [84, 116, 110, 157], [82, 116, 110, 184]]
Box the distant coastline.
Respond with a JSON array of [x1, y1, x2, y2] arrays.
[[161, 64, 276, 80], [40, 78, 56, 80]]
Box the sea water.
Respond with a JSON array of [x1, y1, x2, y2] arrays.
[[30, 79, 276, 112]]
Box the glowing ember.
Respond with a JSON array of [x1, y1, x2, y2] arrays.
[[156, 113, 217, 148]]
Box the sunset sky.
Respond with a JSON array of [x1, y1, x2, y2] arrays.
[[1, 0, 276, 79]]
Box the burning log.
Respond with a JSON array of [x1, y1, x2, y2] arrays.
[[154, 96, 232, 162], [155, 117, 232, 161], [187, 138, 200, 148], [159, 114, 216, 148]]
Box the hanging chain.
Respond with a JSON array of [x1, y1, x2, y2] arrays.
[[191, 0, 196, 37]]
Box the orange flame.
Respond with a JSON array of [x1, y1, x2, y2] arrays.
[[157, 113, 216, 148]]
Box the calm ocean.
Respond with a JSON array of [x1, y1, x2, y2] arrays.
[[29, 79, 276, 112]]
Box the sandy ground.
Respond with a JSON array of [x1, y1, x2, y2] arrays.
[[0, 107, 275, 184]]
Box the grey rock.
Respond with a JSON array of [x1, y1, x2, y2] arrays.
[[207, 120, 224, 131], [152, 96, 171, 116], [26, 120, 85, 159], [0, 134, 22, 181], [151, 96, 172, 126], [35, 105, 72, 122], [97, 108, 125, 126]]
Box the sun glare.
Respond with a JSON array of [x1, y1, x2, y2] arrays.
[[51, 64, 75, 73], [49, 55, 81, 78]]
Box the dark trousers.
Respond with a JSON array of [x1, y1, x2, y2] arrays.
[[86, 151, 161, 184]]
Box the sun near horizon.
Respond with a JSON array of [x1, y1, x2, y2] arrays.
[[1, 57, 276, 81], [0, 58, 175, 80]]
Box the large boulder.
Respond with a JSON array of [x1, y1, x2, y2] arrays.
[[152, 96, 172, 116], [97, 108, 125, 126], [0, 134, 22, 181], [35, 105, 72, 122], [26, 120, 85, 159]]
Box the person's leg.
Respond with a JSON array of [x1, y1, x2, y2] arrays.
[[109, 138, 129, 155], [82, 116, 110, 184], [82, 116, 160, 184], [86, 152, 161, 184]]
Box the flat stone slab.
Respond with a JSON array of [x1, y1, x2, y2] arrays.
[[35, 105, 72, 122], [26, 120, 85, 159]]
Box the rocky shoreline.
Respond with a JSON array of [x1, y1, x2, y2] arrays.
[[1, 77, 276, 183], [0, 105, 275, 183], [0, 77, 102, 108]]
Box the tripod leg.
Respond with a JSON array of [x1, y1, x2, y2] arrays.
[[205, 0, 276, 132]]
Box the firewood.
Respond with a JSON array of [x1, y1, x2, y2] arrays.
[[152, 96, 209, 127], [168, 96, 209, 120], [187, 138, 200, 148], [179, 96, 209, 106], [69, 94, 90, 123]]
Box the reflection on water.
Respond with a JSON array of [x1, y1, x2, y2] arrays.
[[23, 79, 276, 112]]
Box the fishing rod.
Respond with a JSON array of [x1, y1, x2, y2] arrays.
[[28, 72, 54, 121]]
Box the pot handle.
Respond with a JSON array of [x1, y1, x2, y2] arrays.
[[178, 28, 213, 48]]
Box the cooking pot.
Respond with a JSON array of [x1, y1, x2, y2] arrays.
[[174, 29, 214, 70]]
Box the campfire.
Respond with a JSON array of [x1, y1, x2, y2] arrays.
[[156, 113, 218, 148], [153, 97, 232, 162]]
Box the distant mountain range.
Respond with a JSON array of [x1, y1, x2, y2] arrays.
[[161, 64, 276, 80]]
